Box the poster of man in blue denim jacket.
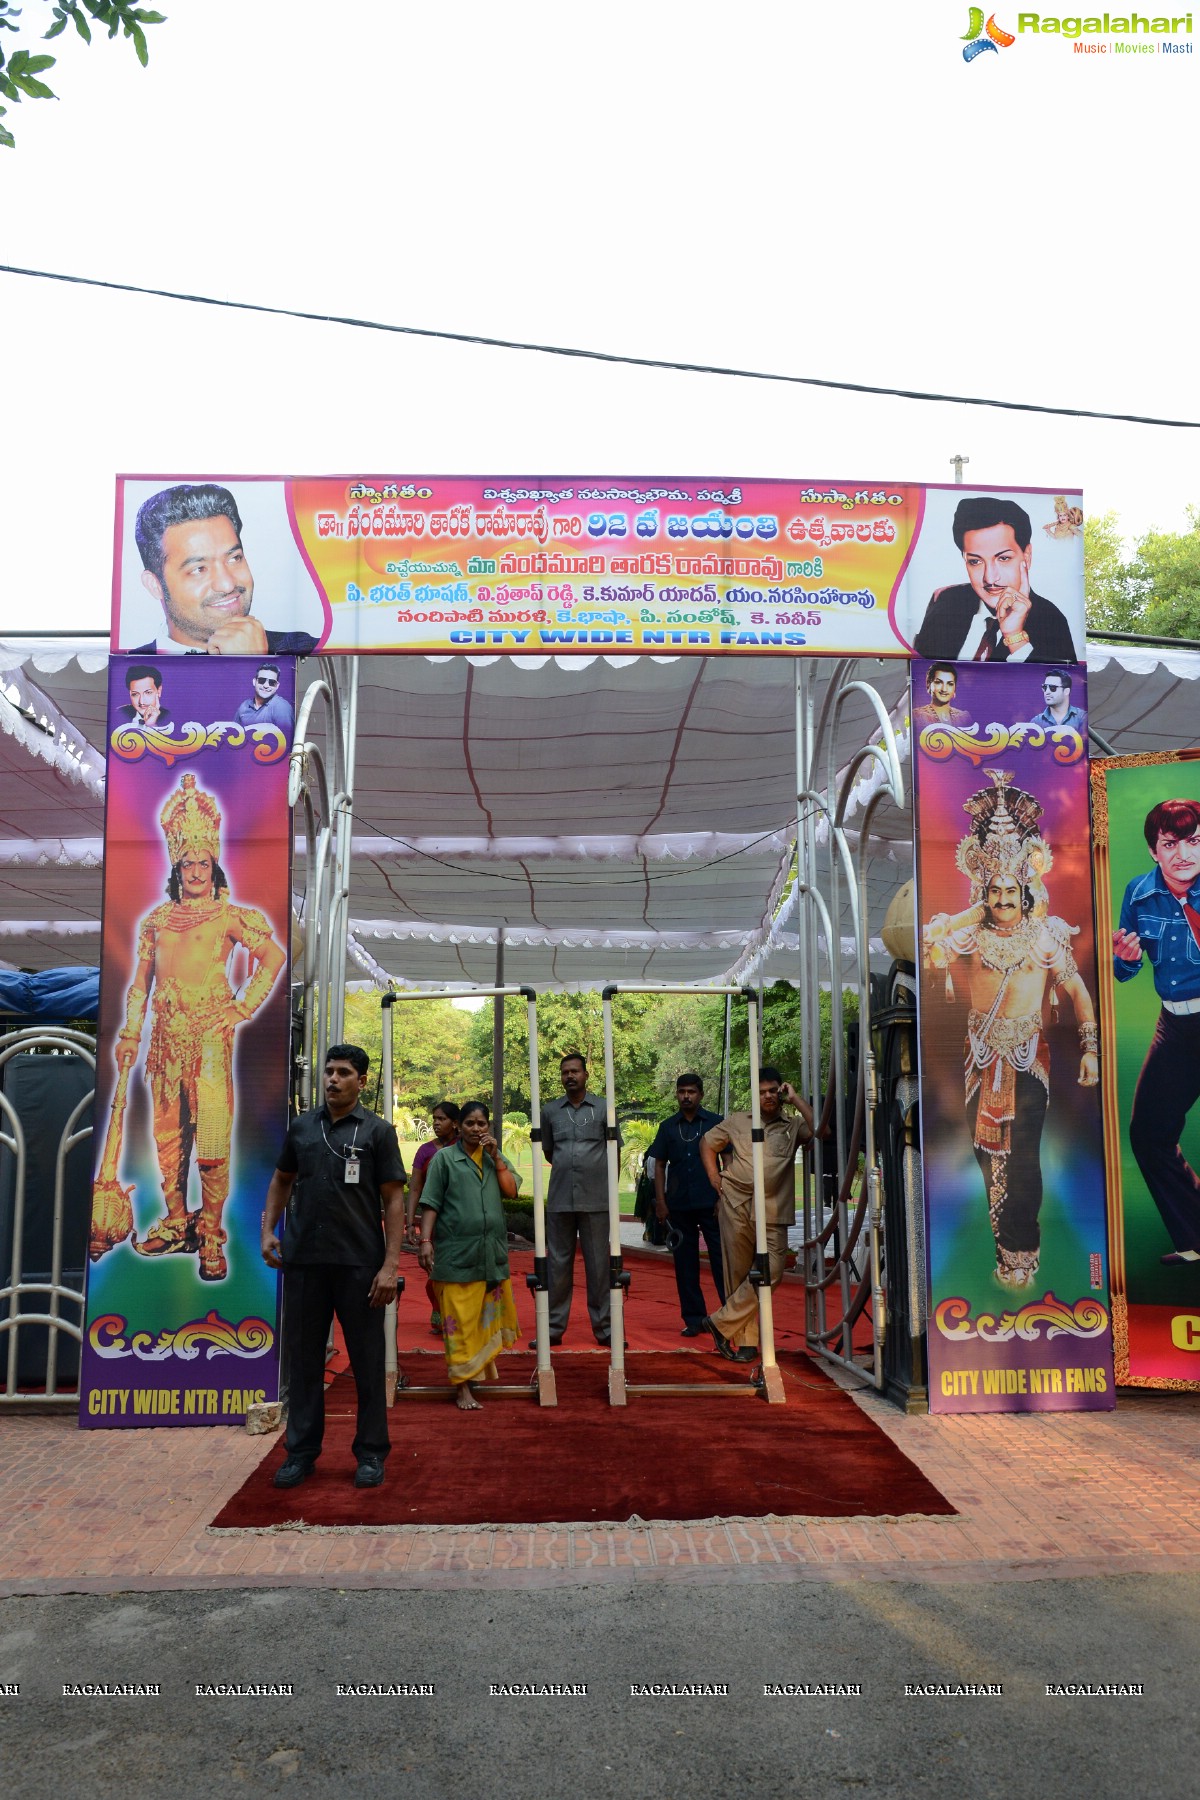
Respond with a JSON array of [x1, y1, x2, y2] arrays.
[[1114, 798, 1200, 1265]]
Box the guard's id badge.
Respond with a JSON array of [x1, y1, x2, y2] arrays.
[[344, 1154, 361, 1185]]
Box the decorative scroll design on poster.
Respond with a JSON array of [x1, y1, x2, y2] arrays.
[[934, 1293, 1110, 1342], [109, 721, 289, 768], [88, 1312, 275, 1362], [917, 722, 1085, 768]]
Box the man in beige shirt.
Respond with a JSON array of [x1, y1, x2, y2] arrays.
[[699, 1067, 814, 1359]]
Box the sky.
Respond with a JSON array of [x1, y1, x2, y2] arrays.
[[0, 0, 1197, 636]]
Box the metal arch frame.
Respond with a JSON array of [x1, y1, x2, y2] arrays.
[[793, 659, 908, 1391], [296, 652, 915, 1409], [379, 984, 556, 1407], [289, 656, 359, 1109], [600, 983, 786, 1407], [0, 1027, 95, 1407]]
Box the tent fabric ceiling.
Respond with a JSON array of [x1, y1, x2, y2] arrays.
[[2, 638, 1197, 990]]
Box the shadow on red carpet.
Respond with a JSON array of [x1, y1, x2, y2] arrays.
[[213, 1250, 948, 1529]]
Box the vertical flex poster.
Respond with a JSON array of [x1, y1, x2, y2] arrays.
[[912, 659, 1114, 1412], [80, 656, 294, 1427], [1092, 749, 1200, 1389]]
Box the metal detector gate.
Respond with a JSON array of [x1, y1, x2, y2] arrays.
[[790, 659, 906, 1395], [379, 986, 555, 1407], [600, 984, 787, 1406]]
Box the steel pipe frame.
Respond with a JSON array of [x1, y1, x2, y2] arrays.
[[0, 1027, 95, 1406], [599, 983, 785, 1407], [792, 660, 907, 1392], [289, 657, 357, 1110], [294, 653, 913, 1413], [379, 985, 555, 1407]]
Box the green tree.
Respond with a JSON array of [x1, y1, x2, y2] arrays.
[[0, 1, 165, 148], [1084, 505, 1200, 643], [1084, 509, 1144, 635], [642, 994, 723, 1105], [619, 1118, 657, 1187], [466, 991, 665, 1116], [342, 993, 474, 1120], [713, 982, 857, 1111], [1133, 506, 1200, 641]]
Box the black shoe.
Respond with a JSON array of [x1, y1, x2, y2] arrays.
[[704, 1316, 738, 1361], [273, 1457, 312, 1489], [548, 1334, 564, 1347], [354, 1456, 385, 1489], [735, 1345, 759, 1363], [681, 1324, 705, 1337]]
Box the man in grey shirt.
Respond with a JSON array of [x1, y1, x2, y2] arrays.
[[541, 1053, 619, 1345]]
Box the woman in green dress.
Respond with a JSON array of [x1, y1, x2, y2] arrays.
[[416, 1101, 521, 1410]]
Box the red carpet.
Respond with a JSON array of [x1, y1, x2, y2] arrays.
[[327, 1241, 871, 1370], [212, 1252, 948, 1527]]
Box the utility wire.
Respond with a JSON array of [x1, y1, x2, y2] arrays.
[[1, 262, 1196, 430], [348, 807, 813, 888]]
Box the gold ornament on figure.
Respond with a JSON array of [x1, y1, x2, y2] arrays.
[[955, 770, 1052, 913], [161, 772, 222, 864]]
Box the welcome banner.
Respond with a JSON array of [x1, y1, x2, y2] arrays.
[[912, 659, 1114, 1413], [110, 476, 1086, 662], [80, 656, 294, 1428], [1092, 749, 1200, 1390]]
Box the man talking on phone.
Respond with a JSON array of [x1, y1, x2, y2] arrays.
[[700, 1067, 814, 1361]]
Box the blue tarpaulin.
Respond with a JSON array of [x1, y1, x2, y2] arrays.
[[0, 968, 100, 1022]]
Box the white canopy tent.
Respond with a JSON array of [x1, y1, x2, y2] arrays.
[[1, 637, 1197, 991], [5, 633, 1199, 1395]]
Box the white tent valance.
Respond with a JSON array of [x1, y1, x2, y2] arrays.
[[2, 635, 1199, 989]]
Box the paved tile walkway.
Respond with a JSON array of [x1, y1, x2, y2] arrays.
[[4, 1376, 1200, 1597]]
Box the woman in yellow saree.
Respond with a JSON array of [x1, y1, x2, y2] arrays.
[[416, 1101, 521, 1410]]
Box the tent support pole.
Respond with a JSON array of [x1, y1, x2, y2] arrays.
[[721, 994, 732, 1117], [601, 988, 628, 1405], [525, 987, 556, 1405], [380, 991, 400, 1403], [492, 927, 505, 1129]]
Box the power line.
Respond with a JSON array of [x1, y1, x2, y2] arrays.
[[2, 262, 1197, 431], [349, 807, 809, 888]]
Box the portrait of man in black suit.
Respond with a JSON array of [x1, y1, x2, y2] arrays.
[[913, 495, 1078, 666], [117, 664, 171, 727]]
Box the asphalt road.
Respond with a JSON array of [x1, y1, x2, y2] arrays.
[[1, 1574, 1196, 1799]]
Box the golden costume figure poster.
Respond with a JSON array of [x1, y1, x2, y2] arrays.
[[80, 656, 294, 1428], [912, 659, 1114, 1413]]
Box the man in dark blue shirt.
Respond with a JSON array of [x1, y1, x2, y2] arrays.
[[262, 1044, 406, 1487], [1115, 798, 1200, 1264], [649, 1074, 725, 1336]]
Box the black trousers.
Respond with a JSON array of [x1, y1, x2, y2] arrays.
[[967, 1069, 1048, 1254], [282, 1263, 390, 1465], [668, 1205, 727, 1326], [1130, 1008, 1200, 1252]]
